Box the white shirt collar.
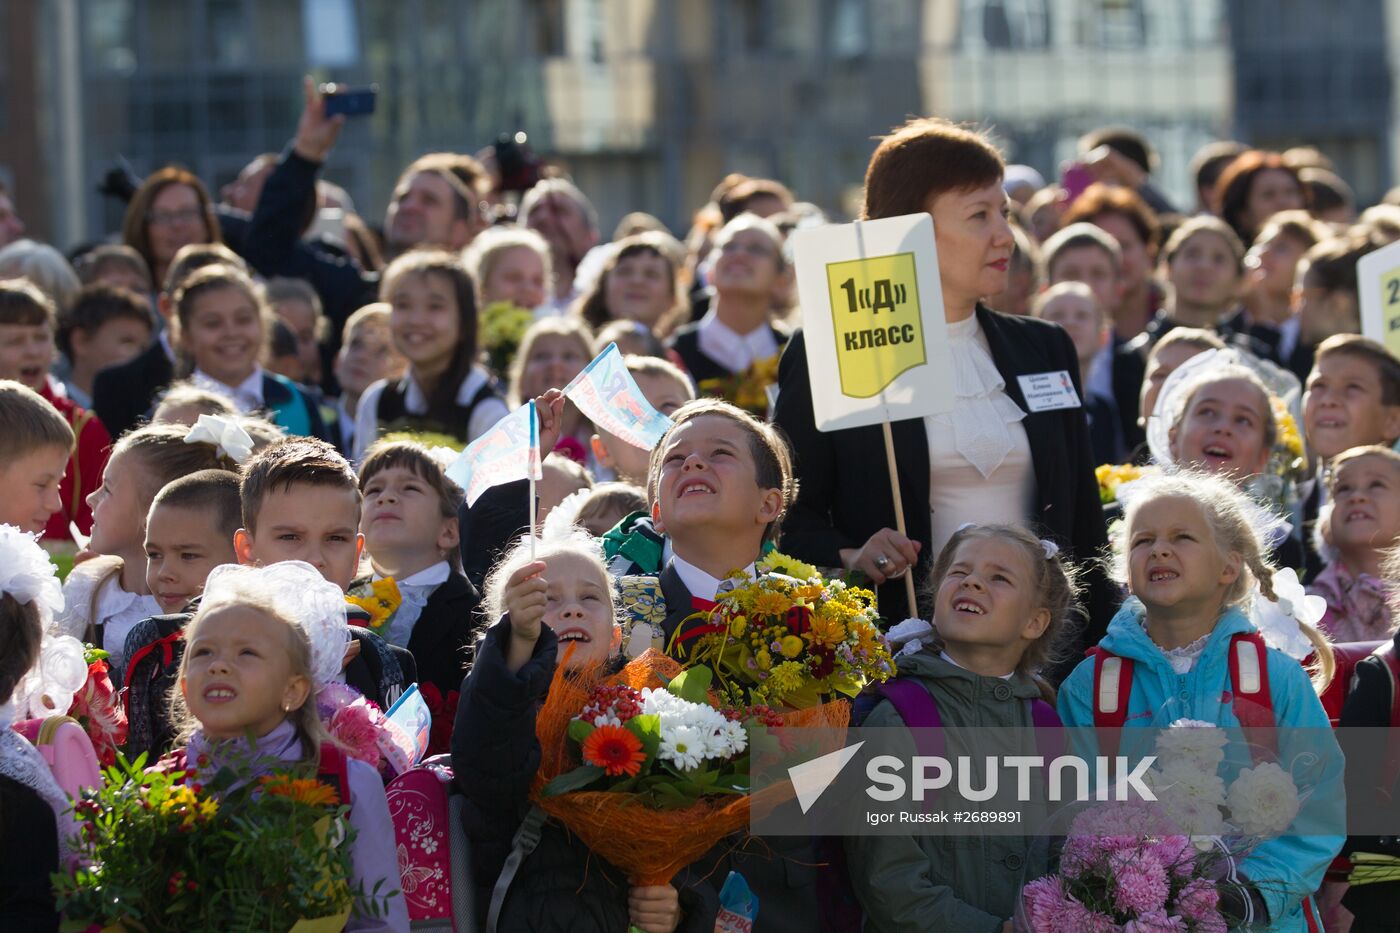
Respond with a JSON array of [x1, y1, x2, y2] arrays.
[[401, 365, 490, 416], [696, 310, 779, 374], [670, 552, 756, 601], [939, 650, 1014, 680], [192, 365, 264, 412], [376, 560, 451, 587]]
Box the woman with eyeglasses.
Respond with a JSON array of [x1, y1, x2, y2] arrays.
[[120, 167, 222, 293]]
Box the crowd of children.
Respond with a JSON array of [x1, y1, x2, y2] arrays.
[[8, 109, 1400, 933]]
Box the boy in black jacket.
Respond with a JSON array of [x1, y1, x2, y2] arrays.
[[357, 439, 481, 754]]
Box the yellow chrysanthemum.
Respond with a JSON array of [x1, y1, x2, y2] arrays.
[[795, 584, 826, 602], [767, 660, 807, 696], [728, 614, 748, 636], [805, 613, 847, 649], [755, 649, 773, 671], [752, 591, 793, 618], [760, 551, 819, 581], [1271, 398, 1305, 460], [346, 577, 401, 632]]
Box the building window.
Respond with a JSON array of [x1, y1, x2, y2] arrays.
[[302, 0, 359, 67], [961, 0, 1050, 50], [534, 0, 567, 57]]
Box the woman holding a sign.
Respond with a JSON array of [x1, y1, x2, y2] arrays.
[[774, 117, 1116, 659]]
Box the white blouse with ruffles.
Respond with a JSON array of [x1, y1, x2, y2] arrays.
[[925, 314, 1034, 557]]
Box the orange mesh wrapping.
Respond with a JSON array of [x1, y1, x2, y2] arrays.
[[529, 649, 849, 886]]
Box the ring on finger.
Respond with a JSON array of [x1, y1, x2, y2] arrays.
[[874, 554, 891, 571]]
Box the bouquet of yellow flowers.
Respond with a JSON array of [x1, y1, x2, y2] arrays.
[[53, 753, 388, 932], [1095, 463, 1156, 505], [670, 556, 894, 709], [479, 301, 536, 377]]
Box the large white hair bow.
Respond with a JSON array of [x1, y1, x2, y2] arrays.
[[0, 524, 63, 624], [201, 561, 349, 686], [185, 413, 255, 464]]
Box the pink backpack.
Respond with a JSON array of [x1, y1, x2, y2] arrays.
[[386, 754, 476, 931], [13, 716, 102, 801]]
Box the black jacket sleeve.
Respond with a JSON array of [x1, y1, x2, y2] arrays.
[[241, 147, 378, 333], [0, 775, 59, 932], [770, 330, 860, 568], [459, 479, 533, 592], [452, 616, 558, 886]]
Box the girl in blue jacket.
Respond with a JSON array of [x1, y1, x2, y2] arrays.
[[1059, 470, 1343, 931]]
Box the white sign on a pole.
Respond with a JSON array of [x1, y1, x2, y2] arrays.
[[1357, 238, 1400, 359], [790, 213, 954, 432]]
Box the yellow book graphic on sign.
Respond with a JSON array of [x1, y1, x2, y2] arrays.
[[825, 251, 925, 398]]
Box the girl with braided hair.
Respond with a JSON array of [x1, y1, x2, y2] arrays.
[[1059, 470, 1340, 929]]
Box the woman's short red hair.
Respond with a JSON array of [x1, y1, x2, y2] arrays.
[[862, 118, 1005, 221]]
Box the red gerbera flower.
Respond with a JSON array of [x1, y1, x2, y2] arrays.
[[581, 724, 647, 777]]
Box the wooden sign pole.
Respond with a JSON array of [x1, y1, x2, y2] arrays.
[[881, 420, 919, 615]]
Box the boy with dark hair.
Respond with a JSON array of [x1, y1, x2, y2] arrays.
[[617, 397, 795, 655], [358, 440, 481, 753], [58, 284, 155, 409], [125, 438, 416, 759], [144, 469, 241, 614], [0, 281, 110, 541], [1301, 334, 1400, 577], [0, 379, 75, 535], [236, 437, 415, 702]]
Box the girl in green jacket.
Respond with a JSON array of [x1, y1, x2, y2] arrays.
[[844, 523, 1082, 933]]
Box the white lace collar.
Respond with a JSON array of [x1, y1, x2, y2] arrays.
[[926, 314, 1026, 478], [1140, 618, 1211, 674]]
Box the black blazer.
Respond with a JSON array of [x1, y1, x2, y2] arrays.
[[92, 337, 175, 438], [406, 570, 481, 700], [667, 322, 790, 384], [773, 306, 1117, 668]]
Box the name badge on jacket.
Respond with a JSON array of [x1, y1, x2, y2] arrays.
[[1017, 371, 1082, 412]]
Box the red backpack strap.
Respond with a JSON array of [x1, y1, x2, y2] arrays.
[[316, 743, 352, 805], [122, 630, 183, 692], [1228, 633, 1278, 761], [1089, 647, 1133, 762]]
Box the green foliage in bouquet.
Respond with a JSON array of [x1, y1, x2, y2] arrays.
[[53, 752, 388, 933]]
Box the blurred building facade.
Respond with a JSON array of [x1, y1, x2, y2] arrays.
[[0, 0, 1393, 248]]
